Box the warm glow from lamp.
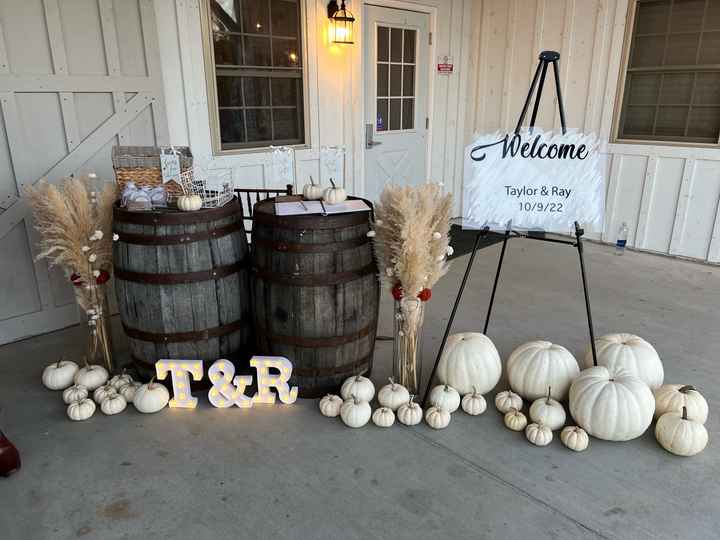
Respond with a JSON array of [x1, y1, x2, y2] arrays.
[[328, 0, 354, 44]]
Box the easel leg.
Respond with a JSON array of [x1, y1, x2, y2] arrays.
[[421, 228, 487, 407], [483, 228, 512, 335], [574, 222, 598, 366]]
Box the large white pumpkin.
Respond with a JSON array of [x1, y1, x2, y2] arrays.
[[653, 384, 708, 424], [584, 333, 664, 389], [507, 341, 580, 400], [569, 366, 655, 441], [436, 333, 502, 395]]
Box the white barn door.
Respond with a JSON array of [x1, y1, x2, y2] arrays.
[[0, 0, 168, 344]]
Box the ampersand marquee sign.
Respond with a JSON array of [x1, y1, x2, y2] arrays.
[[155, 356, 298, 409]]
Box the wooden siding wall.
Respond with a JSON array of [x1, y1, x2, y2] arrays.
[[468, 0, 720, 263], [0, 0, 167, 344]]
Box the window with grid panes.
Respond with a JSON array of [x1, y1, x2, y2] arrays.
[[617, 0, 720, 144], [376, 26, 417, 132], [207, 0, 305, 150]]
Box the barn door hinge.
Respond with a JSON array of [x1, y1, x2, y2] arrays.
[[429, 32, 432, 45]]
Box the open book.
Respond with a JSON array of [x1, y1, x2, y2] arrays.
[[275, 199, 371, 216]]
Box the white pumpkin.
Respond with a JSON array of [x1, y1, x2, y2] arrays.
[[93, 383, 117, 404], [177, 194, 202, 211], [560, 426, 589, 452], [495, 390, 523, 414], [340, 375, 375, 402], [461, 387, 487, 416], [525, 423, 553, 446], [372, 407, 395, 427], [569, 366, 655, 441], [109, 371, 133, 390], [653, 384, 708, 424], [584, 333, 664, 389], [67, 398, 96, 421], [319, 394, 344, 417], [425, 406, 451, 429], [62, 384, 88, 405], [133, 379, 170, 414], [302, 178, 324, 200], [340, 395, 372, 428], [377, 378, 410, 411], [397, 396, 423, 426], [504, 408, 528, 431], [655, 406, 708, 457], [436, 332, 502, 395], [118, 381, 141, 404], [507, 341, 580, 400], [73, 362, 109, 391], [323, 179, 347, 204], [529, 387, 566, 431], [428, 384, 461, 413], [42, 359, 79, 390], [100, 394, 127, 415]]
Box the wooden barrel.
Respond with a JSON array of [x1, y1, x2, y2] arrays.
[[251, 198, 380, 398], [113, 199, 251, 378]]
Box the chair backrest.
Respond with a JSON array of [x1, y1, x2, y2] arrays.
[[234, 184, 294, 242]]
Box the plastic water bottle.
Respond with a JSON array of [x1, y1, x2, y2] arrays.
[[615, 222, 628, 255]]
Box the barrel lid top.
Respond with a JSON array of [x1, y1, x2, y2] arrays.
[[113, 197, 240, 224]]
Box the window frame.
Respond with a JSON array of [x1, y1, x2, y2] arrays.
[[200, 0, 311, 155], [612, 0, 720, 148]]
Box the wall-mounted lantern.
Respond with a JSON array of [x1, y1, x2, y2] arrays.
[[327, 0, 355, 44]]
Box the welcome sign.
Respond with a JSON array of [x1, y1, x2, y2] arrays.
[[463, 129, 604, 232]]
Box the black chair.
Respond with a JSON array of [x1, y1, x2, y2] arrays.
[[234, 184, 294, 243]]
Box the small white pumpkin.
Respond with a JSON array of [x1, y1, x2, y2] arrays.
[[377, 378, 410, 411], [495, 390, 523, 414], [584, 333, 664, 389], [93, 383, 117, 404], [560, 426, 589, 452], [429, 384, 461, 413], [397, 395, 423, 426], [100, 394, 127, 415], [109, 371, 133, 390], [507, 341, 580, 400], [318, 394, 344, 417], [177, 194, 202, 211], [569, 366, 655, 441], [372, 406, 395, 427], [504, 408, 528, 431], [302, 177, 324, 200], [340, 395, 372, 428], [340, 375, 375, 402], [73, 361, 109, 391], [425, 406, 451, 429], [67, 398, 96, 421], [461, 387, 487, 416], [526, 423, 553, 446], [62, 384, 88, 405], [323, 179, 347, 204], [133, 378, 170, 414], [436, 332, 502, 395], [655, 406, 708, 457], [118, 381, 141, 404], [529, 387, 566, 431], [653, 384, 708, 424], [42, 358, 79, 390]]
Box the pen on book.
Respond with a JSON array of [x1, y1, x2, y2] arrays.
[[299, 199, 309, 211], [319, 199, 328, 216]]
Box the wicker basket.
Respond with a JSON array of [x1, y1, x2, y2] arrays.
[[112, 146, 193, 198]]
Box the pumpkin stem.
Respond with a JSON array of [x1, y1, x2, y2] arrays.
[[472, 385, 478, 396], [330, 178, 337, 189], [309, 175, 315, 186], [444, 384, 450, 392], [682, 406, 688, 421], [148, 376, 156, 389], [546, 386, 552, 404], [388, 377, 395, 387], [56, 357, 63, 368], [408, 394, 415, 405], [679, 385, 696, 394]]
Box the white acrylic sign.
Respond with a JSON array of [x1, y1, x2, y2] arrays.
[[463, 129, 604, 232], [320, 145, 346, 186], [160, 147, 181, 183], [269, 146, 295, 186]]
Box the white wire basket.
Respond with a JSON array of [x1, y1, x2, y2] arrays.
[[175, 166, 234, 208]]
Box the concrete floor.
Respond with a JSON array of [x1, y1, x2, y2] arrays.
[[0, 239, 718, 540]]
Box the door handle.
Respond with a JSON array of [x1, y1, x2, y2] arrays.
[[365, 123, 382, 149]]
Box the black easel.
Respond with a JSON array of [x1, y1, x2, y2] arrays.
[[421, 51, 598, 407]]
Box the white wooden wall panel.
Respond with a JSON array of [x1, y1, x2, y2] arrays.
[[0, 0, 168, 344], [642, 157, 683, 254]]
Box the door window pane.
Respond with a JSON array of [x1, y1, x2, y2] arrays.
[[377, 64, 388, 97], [377, 26, 389, 61], [390, 64, 402, 96], [402, 99, 414, 130], [403, 30, 416, 63], [389, 99, 401, 130], [377, 99, 388, 131], [390, 28, 403, 62], [403, 66, 415, 97]]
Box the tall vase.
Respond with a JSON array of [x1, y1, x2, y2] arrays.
[[86, 283, 114, 373], [392, 297, 425, 394]]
